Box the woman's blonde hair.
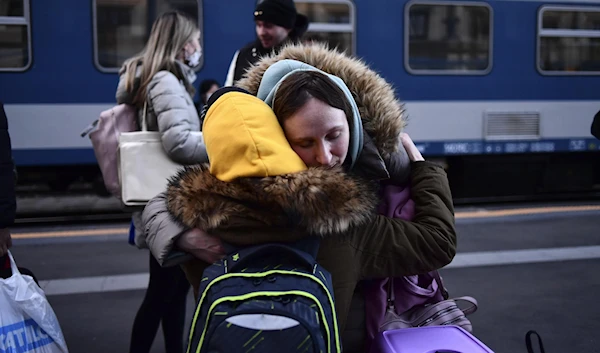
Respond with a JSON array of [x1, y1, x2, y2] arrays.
[[122, 10, 199, 106]]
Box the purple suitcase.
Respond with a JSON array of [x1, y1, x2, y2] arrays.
[[370, 326, 494, 353]]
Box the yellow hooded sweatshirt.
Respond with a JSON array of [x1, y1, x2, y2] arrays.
[[202, 91, 307, 181]]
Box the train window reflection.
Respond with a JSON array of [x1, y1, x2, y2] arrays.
[[0, 0, 24, 16], [296, 0, 355, 55], [538, 7, 600, 74], [93, 0, 202, 71], [296, 2, 351, 24], [542, 10, 600, 30], [405, 2, 492, 74], [0, 0, 31, 71]]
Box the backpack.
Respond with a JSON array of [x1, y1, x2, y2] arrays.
[[186, 240, 342, 353], [81, 104, 138, 198]]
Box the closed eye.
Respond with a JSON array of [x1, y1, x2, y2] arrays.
[[296, 141, 314, 148], [327, 132, 341, 141]]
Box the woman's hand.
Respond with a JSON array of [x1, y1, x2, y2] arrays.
[[176, 228, 225, 264], [400, 132, 425, 162], [0, 228, 11, 257]]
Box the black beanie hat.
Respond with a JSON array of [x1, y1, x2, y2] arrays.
[[254, 0, 306, 30]]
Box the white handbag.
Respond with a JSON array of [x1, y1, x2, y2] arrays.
[[117, 102, 199, 207]]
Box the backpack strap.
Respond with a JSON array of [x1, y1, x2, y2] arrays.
[[80, 120, 98, 137], [432, 270, 449, 299]]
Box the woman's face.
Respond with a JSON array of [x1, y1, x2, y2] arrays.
[[183, 31, 201, 57], [282, 97, 350, 168]]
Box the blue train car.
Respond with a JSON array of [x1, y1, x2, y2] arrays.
[[1, 0, 598, 197]]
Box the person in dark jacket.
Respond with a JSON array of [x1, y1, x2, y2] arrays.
[[0, 103, 15, 258], [0, 105, 44, 285], [224, 0, 309, 86], [0, 102, 16, 277], [592, 110, 600, 140]]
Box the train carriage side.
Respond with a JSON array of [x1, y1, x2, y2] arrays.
[[353, 0, 600, 198], [0, 0, 242, 190], [0, 0, 105, 189], [0, 0, 598, 199]]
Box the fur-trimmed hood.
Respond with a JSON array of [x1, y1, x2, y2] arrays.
[[166, 164, 378, 236], [236, 42, 406, 162]]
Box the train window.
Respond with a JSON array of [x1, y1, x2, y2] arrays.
[[295, 0, 356, 55], [0, 0, 31, 71], [538, 6, 600, 75], [405, 2, 492, 75], [93, 0, 203, 72]]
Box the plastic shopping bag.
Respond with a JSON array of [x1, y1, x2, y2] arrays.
[[0, 251, 69, 353]]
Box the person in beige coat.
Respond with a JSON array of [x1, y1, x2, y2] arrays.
[[116, 11, 208, 353]]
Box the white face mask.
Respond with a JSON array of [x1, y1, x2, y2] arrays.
[[185, 49, 202, 68]]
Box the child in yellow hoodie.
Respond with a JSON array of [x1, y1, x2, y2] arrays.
[[167, 87, 378, 244], [167, 86, 380, 353]]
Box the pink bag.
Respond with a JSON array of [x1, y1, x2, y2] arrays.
[[364, 184, 447, 350], [81, 104, 137, 198], [379, 279, 477, 333]]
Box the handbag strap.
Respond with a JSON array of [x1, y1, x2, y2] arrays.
[[525, 330, 546, 353], [433, 270, 449, 299], [386, 271, 448, 310], [141, 100, 148, 131], [449, 296, 478, 315], [386, 277, 478, 316], [386, 277, 395, 310]]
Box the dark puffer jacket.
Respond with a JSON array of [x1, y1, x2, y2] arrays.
[[0, 103, 16, 229]]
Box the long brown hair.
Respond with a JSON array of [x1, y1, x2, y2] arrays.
[[121, 11, 198, 106], [272, 71, 353, 124]]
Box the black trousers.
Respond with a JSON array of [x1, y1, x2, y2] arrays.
[[129, 253, 191, 353]]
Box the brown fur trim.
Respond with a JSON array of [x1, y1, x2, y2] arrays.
[[166, 165, 378, 236], [236, 42, 406, 160]]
